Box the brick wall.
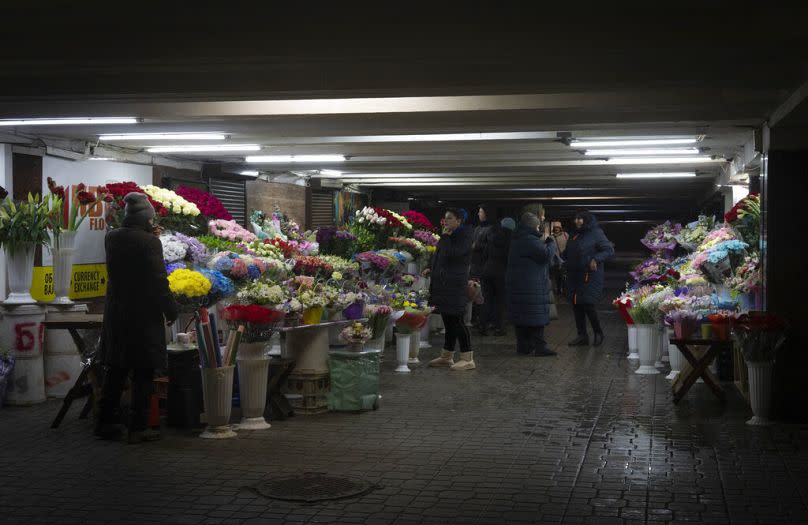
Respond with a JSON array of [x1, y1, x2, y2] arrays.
[[246, 180, 307, 226]]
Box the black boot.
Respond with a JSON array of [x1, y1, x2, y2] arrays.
[[593, 332, 604, 347], [568, 335, 589, 346]]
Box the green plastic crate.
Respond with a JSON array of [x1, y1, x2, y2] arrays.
[[327, 350, 381, 412]]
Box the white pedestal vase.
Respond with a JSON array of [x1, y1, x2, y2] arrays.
[[745, 361, 774, 426], [200, 366, 237, 439], [4, 244, 36, 305], [49, 231, 77, 305], [660, 327, 671, 363], [654, 325, 665, 369], [635, 324, 660, 375], [408, 329, 421, 365], [406, 262, 418, 275], [236, 357, 271, 430], [419, 322, 431, 349], [627, 325, 639, 360], [395, 333, 411, 373], [666, 343, 684, 381]]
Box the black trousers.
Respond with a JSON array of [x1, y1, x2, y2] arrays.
[[442, 314, 471, 353], [514, 325, 546, 354], [480, 275, 506, 330], [99, 367, 154, 432], [573, 304, 602, 337]]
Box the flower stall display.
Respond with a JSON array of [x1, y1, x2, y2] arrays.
[[355, 251, 393, 281], [725, 193, 760, 248], [674, 215, 715, 252], [208, 251, 267, 281], [641, 221, 682, 252], [168, 268, 212, 312], [388, 236, 426, 257], [320, 255, 360, 276], [629, 253, 675, 284], [414, 229, 440, 247], [293, 255, 333, 278], [402, 210, 435, 231], [104, 181, 168, 229], [693, 239, 748, 284], [242, 240, 284, 260], [142, 185, 201, 217], [251, 207, 302, 242], [209, 219, 257, 244], [317, 226, 357, 259], [236, 280, 288, 307], [0, 193, 55, 304], [340, 322, 373, 350], [174, 186, 232, 221]]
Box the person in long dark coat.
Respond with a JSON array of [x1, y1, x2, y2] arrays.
[[479, 212, 511, 336], [97, 193, 178, 442], [426, 208, 476, 370], [564, 210, 615, 346], [505, 212, 557, 356]]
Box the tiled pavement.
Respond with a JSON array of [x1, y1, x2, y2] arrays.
[[2, 302, 808, 524]]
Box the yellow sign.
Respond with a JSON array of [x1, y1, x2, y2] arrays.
[[31, 263, 108, 302]]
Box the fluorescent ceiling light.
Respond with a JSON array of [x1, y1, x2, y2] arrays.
[[240, 170, 260, 177], [585, 148, 700, 156], [607, 156, 721, 165], [570, 138, 698, 148], [616, 172, 696, 179], [309, 132, 557, 143], [146, 144, 260, 153], [0, 117, 138, 126], [88, 157, 114, 161], [246, 155, 346, 163], [100, 132, 226, 141], [548, 196, 634, 200], [319, 169, 343, 176]]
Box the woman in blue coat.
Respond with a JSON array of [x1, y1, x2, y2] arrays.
[[505, 212, 557, 356], [564, 210, 615, 346]]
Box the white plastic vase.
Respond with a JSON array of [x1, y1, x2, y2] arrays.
[[635, 324, 660, 375], [666, 343, 684, 381], [627, 325, 639, 360], [408, 329, 421, 364], [236, 358, 271, 430], [745, 361, 774, 426], [661, 327, 671, 364], [50, 231, 77, 305], [4, 244, 36, 305], [396, 333, 411, 373], [654, 326, 666, 369], [200, 366, 237, 439]]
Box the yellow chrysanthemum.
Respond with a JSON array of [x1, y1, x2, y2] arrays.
[[168, 269, 212, 298]]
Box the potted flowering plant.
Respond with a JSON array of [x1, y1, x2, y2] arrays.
[[732, 312, 787, 426], [0, 193, 54, 304], [339, 322, 373, 351]]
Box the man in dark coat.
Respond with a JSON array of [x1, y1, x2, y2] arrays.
[[479, 212, 511, 336], [564, 210, 615, 347], [426, 208, 476, 370], [97, 193, 178, 442], [505, 212, 557, 356]]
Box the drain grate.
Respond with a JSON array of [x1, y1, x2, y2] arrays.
[[252, 472, 376, 503]]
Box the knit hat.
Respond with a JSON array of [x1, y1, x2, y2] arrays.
[[123, 192, 155, 224], [500, 217, 516, 231]]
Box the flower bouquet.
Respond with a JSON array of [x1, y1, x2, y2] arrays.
[[336, 291, 369, 320], [46, 178, 112, 244], [174, 186, 232, 221], [629, 253, 675, 284], [732, 313, 787, 363], [403, 210, 435, 231], [173, 232, 210, 265], [414, 229, 440, 247], [242, 240, 284, 260], [612, 290, 634, 325], [317, 226, 357, 259], [160, 234, 188, 263], [674, 215, 715, 252], [365, 304, 393, 340], [707, 311, 737, 341], [339, 322, 373, 349], [389, 236, 426, 258], [197, 269, 236, 307], [168, 268, 212, 313], [355, 250, 392, 281], [209, 219, 257, 244], [725, 193, 760, 248], [297, 286, 328, 325], [236, 280, 288, 307], [391, 293, 433, 334], [208, 251, 267, 281], [143, 185, 204, 235], [668, 309, 700, 339], [694, 240, 748, 284], [222, 304, 284, 343], [294, 255, 333, 277], [104, 181, 168, 229], [641, 221, 682, 252]]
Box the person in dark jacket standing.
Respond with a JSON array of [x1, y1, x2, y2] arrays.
[[468, 204, 493, 328], [425, 208, 476, 371], [97, 193, 178, 442], [505, 212, 557, 356], [564, 210, 615, 347], [479, 212, 511, 336]]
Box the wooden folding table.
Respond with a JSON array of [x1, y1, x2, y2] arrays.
[[669, 338, 731, 404]]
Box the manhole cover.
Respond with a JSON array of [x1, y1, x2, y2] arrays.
[[253, 472, 376, 503]]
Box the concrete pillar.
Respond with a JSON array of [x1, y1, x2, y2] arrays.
[[0, 144, 13, 301]]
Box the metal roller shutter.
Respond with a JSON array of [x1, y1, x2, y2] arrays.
[[310, 190, 335, 228], [209, 178, 247, 225]]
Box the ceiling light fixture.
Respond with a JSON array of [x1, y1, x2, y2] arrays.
[[100, 132, 227, 141], [246, 155, 346, 163], [585, 148, 700, 156], [146, 144, 260, 153], [305, 131, 558, 143], [615, 172, 697, 179], [0, 117, 139, 126], [88, 157, 114, 161], [240, 170, 260, 177], [607, 156, 721, 165], [570, 138, 698, 148]]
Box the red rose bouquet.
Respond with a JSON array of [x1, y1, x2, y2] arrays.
[[293, 255, 333, 277], [732, 312, 787, 362], [175, 185, 232, 220], [402, 210, 434, 231], [222, 304, 284, 342]]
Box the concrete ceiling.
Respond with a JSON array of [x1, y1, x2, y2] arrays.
[[1, 6, 807, 221]]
